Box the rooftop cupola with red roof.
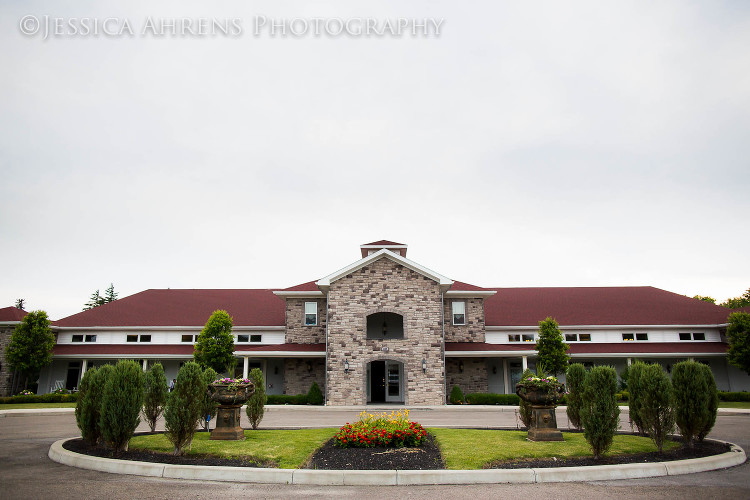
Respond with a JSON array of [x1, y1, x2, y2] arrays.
[[360, 240, 408, 258]]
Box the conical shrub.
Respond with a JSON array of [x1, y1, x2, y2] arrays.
[[246, 368, 267, 430], [100, 360, 144, 453], [142, 363, 168, 432], [565, 363, 586, 430], [580, 366, 620, 459], [164, 362, 205, 455]]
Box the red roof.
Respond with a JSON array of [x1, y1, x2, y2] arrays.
[[0, 306, 28, 322], [362, 240, 405, 246], [446, 342, 728, 355], [54, 289, 285, 327], [484, 287, 732, 326], [53, 343, 325, 356], [281, 281, 321, 292], [449, 280, 490, 291]]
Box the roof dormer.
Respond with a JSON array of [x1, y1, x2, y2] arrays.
[[360, 240, 408, 258]]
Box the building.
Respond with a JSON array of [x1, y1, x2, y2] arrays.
[[32, 240, 750, 403]]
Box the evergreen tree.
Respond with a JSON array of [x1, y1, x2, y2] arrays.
[[89, 364, 114, 444], [83, 290, 105, 310], [193, 310, 235, 374], [199, 367, 219, 432], [100, 360, 144, 453], [565, 363, 586, 430], [4, 310, 55, 391], [627, 361, 647, 435], [307, 381, 324, 405], [697, 363, 719, 442], [580, 366, 620, 460], [104, 283, 118, 303], [517, 368, 535, 428], [246, 368, 267, 430], [142, 363, 168, 432], [164, 362, 205, 455], [535, 317, 570, 376], [672, 360, 712, 448], [449, 385, 465, 404], [14, 298, 25, 310], [75, 367, 99, 445], [638, 364, 675, 453], [726, 312, 750, 375]]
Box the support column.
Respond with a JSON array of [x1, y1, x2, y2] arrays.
[[243, 357, 249, 379], [81, 359, 88, 377], [522, 356, 528, 371], [142, 359, 148, 372], [503, 358, 510, 394], [627, 357, 632, 367]]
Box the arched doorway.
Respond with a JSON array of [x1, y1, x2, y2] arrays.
[[367, 359, 404, 403]]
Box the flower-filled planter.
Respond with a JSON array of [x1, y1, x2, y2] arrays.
[[208, 378, 254, 441], [516, 375, 565, 442]]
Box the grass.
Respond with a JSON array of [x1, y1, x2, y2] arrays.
[[428, 428, 680, 470], [719, 402, 750, 409], [0, 402, 77, 409], [129, 428, 337, 468]]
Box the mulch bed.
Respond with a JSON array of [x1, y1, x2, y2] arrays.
[[62, 432, 730, 471]]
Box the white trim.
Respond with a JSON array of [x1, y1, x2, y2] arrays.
[[444, 290, 496, 297], [486, 324, 729, 331], [52, 326, 285, 331], [316, 249, 453, 290], [53, 350, 326, 359], [359, 244, 407, 249], [272, 291, 325, 298], [445, 350, 726, 358], [0, 321, 22, 325], [446, 350, 536, 357]]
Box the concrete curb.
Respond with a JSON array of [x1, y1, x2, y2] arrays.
[[48, 438, 746, 485]]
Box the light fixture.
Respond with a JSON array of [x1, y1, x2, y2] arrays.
[[422, 358, 427, 374], [307, 361, 313, 372], [382, 320, 388, 336], [492, 366, 497, 375], [344, 359, 349, 374], [459, 361, 464, 373]]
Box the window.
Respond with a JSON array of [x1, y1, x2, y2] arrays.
[[237, 335, 249, 343], [140, 335, 151, 343], [623, 333, 648, 341], [181, 334, 196, 343], [84, 335, 97, 342], [127, 334, 150, 342], [565, 333, 591, 342], [636, 333, 648, 341], [693, 332, 705, 341], [250, 334, 262, 342], [127, 335, 138, 342], [679, 333, 691, 341], [452, 301, 466, 325], [304, 302, 317, 325], [680, 332, 706, 341], [72, 335, 83, 342], [579, 334, 591, 341], [509, 334, 534, 342]]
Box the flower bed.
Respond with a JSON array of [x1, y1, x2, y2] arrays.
[[333, 409, 428, 448]]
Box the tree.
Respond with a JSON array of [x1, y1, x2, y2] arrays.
[[727, 312, 750, 375], [692, 295, 716, 304], [535, 317, 570, 376], [193, 310, 235, 374], [164, 362, 205, 455], [75, 367, 99, 445], [720, 288, 750, 309], [627, 361, 647, 435], [565, 363, 586, 430], [672, 360, 713, 448], [100, 360, 144, 453], [83, 284, 118, 311], [199, 367, 219, 432], [14, 298, 25, 310], [246, 368, 267, 430], [697, 363, 719, 442], [638, 364, 674, 453], [517, 368, 535, 428], [4, 310, 55, 392], [104, 283, 118, 303], [142, 363, 168, 432], [580, 366, 620, 460]]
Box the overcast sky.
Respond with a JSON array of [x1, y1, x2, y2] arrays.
[[1, 1, 748, 320]]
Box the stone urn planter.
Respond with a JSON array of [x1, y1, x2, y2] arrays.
[[516, 378, 565, 442], [207, 379, 254, 441]]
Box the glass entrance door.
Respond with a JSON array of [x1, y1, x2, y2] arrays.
[[385, 361, 403, 403]]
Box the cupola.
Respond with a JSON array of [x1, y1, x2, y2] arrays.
[[359, 240, 408, 258]]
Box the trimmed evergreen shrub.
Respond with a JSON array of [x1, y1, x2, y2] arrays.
[[638, 364, 675, 453], [580, 366, 620, 460], [100, 360, 144, 453], [464, 393, 520, 405], [718, 391, 750, 402], [534, 317, 570, 376], [142, 363, 168, 432], [566, 363, 586, 430], [449, 385, 465, 405], [246, 368, 267, 429], [672, 360, 712, 448], [627, 361, 647, 435], [199, 368, 219, 432], [266, 394, 308, 405], [75, 367, 99, 445], [164, 362, 205, 455], [697, 363, 719, 442], [307, 381, 324, 405], [0, 393, 79, 404], [517, 368, 534, 428]]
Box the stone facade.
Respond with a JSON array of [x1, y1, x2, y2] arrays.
[[444, 298, 486, 343], [285, 298, 326, 344], [326, 258, 445, 406], [446, 357, 489, 395], [283, 358, 325, 395], [0, 325, 14, 396]]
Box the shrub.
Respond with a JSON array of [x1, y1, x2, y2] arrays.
[[566, 363, 586, 430], [199, 368, 219, 432], [334, 409, 427, 448], [627, 361, 647, 435], [580, 366, 620, 460], [75, 367, 99, 445], [638, 364, 675, 453], [449, 385, 465, 405], [193, 310, 235, 374], [246, 368, 267, 430], [307, 381, 324, 405], [517, 368, 534, 428], [266, 394, 308, 405], [142, 363, 168, 432], [718, 391, 750, 402], [672, 360, 713, 448], [464, 393, 520, 405], [164, 362, 205, 455], [100, 360, 144, 453], [534, 317, 570, 376], [697, 363, 719, 442]]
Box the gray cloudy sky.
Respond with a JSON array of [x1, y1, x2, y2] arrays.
[[1, 1, 748, 320]]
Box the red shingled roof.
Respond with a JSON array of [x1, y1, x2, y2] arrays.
[[54, 289, 285, 327], [53, 343, 324, 356], [449, 280, 490, 291], [281, 281, 321, 292], [484, 287, 732, 326], [0, 306, 28, 322], [362, 240, 405, 246], [446, 342, 728, 355]]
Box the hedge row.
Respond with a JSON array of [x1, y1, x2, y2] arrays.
[[718, 391, 750, 402], [464, 393, 520, 405], [0, 393, 78, 404]]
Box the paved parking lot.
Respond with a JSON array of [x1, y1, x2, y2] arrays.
[[1, 407, 748, 499]]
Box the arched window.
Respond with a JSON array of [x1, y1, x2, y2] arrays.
[[366, 312, 404, 340]]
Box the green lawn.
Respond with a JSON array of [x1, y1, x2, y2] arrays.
[[129, 428, 337, 468], [0, 402, 77, 409], [719, 402, 750, 409]]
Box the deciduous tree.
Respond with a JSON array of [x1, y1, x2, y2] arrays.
[[727, 312, 750, 376], [4, 310, 55, 391]]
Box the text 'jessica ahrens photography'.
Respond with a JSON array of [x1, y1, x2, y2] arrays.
[[18, 15, 445, 40]]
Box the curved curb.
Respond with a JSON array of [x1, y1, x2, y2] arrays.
[[48, 438, 746, 485]]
